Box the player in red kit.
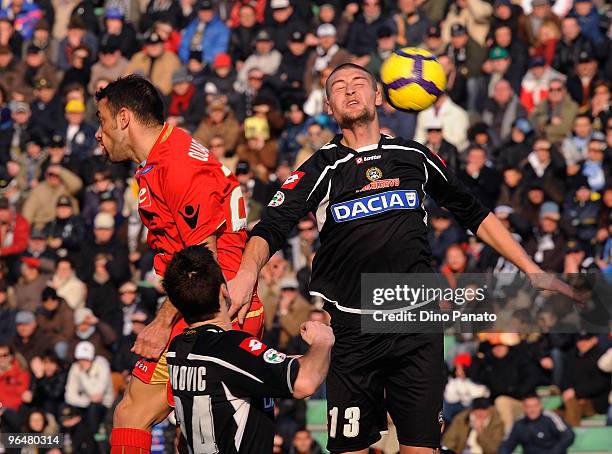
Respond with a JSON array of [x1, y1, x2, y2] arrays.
[[95, 75, 264, 454]]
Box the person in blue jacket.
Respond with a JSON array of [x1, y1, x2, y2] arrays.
[[179, 0, 229, 65]]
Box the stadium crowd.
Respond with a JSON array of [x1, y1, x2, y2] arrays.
[[0, 0, 610, 452]]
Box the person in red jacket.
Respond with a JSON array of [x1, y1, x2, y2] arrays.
[[0, 343, 31, 411], [0, 196, 30, 259]]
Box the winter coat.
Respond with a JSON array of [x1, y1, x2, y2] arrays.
[[441, 0, 493, 47], [36, 299, 75, 345], [442, 408, 504, 454], [124, 50, 182, 96], [499, 411, 575, 454], [0, 358, 30, 410], [529, 95, 579, 145], [65, 355, 114, 408], [179, 15, 230, 65]]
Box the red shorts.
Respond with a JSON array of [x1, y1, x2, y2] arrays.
[[131, 295, 264, 386]]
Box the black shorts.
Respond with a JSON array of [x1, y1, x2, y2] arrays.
[[326, 323, 444, 453]]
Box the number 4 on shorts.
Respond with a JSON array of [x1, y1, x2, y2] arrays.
[[329, 406, 360, 438]]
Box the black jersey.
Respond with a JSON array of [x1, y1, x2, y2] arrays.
[[252, 134, 490, 325], [167, 324, 299, 454]]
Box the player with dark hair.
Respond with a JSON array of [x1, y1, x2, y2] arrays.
[[228, 63, 582, 454], [96, 75, 265, 454], [164, 244, 334, 453]]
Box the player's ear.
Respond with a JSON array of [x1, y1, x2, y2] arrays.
[[220, 283, 230, 309], [374, 84, 383, 107], [117, 107, 130, 130], [325, 98, 333, 116]]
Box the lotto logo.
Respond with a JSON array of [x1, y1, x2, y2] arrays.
[[282, 171, 305, 189], [239, 337, 266, 356], [356, 155, 381, 164]]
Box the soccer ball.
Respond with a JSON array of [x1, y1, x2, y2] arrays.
[[380, 47, 446, 112]]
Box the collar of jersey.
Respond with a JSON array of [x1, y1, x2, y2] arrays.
[[190, 323, 226, 334], [140, 123, 172, 169], [334, 133, 384, 153]]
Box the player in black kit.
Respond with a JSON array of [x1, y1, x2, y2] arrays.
[[228, 63, 581, 453], [163, 245, 334, 454]]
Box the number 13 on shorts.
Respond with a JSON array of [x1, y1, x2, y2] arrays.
[[329, 406, 361, 438]]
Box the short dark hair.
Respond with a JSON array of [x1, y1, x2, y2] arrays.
[[324, 63, 377, 98], [163, 245, 225, 323], [95, 75, 165, 127]]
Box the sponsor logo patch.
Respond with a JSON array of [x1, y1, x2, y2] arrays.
[[239, 337, 266, 356], [263, 348, 286, 364], [179, 204, 200, 229], [331, 190, 419, 223], [138, 186, 152, 209], [366, 166, 383, 181], [269, 191, 285, 207], [356, 178, 400, 193], [282, 171, 305, 189], [356, 155, 381, 164]]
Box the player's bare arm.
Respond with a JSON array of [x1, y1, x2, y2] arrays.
[[131, 235, 218, 359], [228, 236, 270, 323], [476, 213, 584, 301], [293, 321, 335, 398]]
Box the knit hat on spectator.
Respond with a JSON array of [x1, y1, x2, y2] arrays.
[[119, 281, 138, 294], [65, 99, 85, 114], [30, 228, 46, 240], [471, 397, 491, 410], [213, 53, 232, 68], [539, 201, 560, 220], [59, 404, 80, 421], [21, 256, 41, 269], [489, 46, 509, 60], [50, 134, 66, 148], [35, 77, 54, 90], [317, 23, 337, 38], [74, 341, 95, 361], [289, 31, 305, 43], [24, 133, 46, 148], [189, 49, 203, 62], [26, 43, 43, 54], [280, 276, 299, 290], [566, 239, 582, 253], [513, 118, 533, 134], [94, 212, 115, 229], [426, 24, 442, 38], [450, 24, 466, 37], [172, 67, 193, 85], [235, 161, 250, 175], [56, 195, 71, 207], [244, 116, 270, 140], [197, 0, 214, 10], [494, 205, 514, 219], [104, 8, 124, 20], [570, 174, 590, 191], [16, 310, 36, 324], [453, 352, 472, 368], [528, 55, 546, 69], [42, 286, 58, 301], [270, 0, 290, 9], [145, 31, 162, 45], [74, 307, 95, 325], [99, 35, 121, 54], [577, 49, 595, 64], [424, 117, 443, 131], [207, 97, 228, 114], [10, 101, 30, 113]]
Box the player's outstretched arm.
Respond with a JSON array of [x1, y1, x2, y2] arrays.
[[131, 298, 180, 359], [476, 213, 583, 301], [228, 236, 270, 324], [292, 321, 335, 399]]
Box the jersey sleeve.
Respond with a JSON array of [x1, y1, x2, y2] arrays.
[[219, 332, 300, 399], [415, 141, 491, 233], [162, 152, 236, 246], [251, 149, 333, 254]]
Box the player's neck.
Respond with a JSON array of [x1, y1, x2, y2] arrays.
[[340, 121, 381, 151], [190, 315, 232, 331], [130, 123, 166, 164]]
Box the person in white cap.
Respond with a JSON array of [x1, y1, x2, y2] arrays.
[[65, 340, 114, 432], [304, 23, 351, 93]]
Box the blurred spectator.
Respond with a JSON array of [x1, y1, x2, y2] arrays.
[[14, 256, 51, 311], [178, 0, 229, 65], [64, 340, 113, 432], [567, 50, 601, 109], [289, 428, 322, 454], [0, 0, 43, 41], [139, 0, 183, 33], [111, 308, 146, 395], [10, 309, 47, 362], [202, 52, 237, 98], [30, 351, 67, 418], [443, 353, 490, 423], [580, 137, 607, 192], [165, 67, 204, 130], [68, 307, 116, 362], [521, 137, 566, 204], [363, 25, 397, 79], [14, 43, 57, 102], [304, 24, 351, 95], [29, 77, 63, 139], [0, 280, 16, 344], [345, 0, 394, 57], [442, 0, 492, 47], [82, 169, 123, 227], [520, 55, 565, 114], [266, 276, 311, 350], [236, 30, 282, 92], [552, 15, 596, 77], [229, 4, 260, 66], [428, 209, 466, 268], [441, 397, 504, 454], [570, 0, 606, 46], [294, 121, 334, 169], [26, 227, 57, 263], [377, 90, 417, 141], [100, 9, 139, 60], [278, 103, 309, 165], [117, 281, 143, 336], [392, 0, 429, 47], [194, 96, 241, 153], [124, 31, 181, 96], [237, 115, 278, 181], [0, 343, 30, 411], [57, 403, 100, 454], [519, 0, 560, 47], [499, 394, 575, 454], [268, 0, 308, 55], [458, 145, 502, 210], [36, 286, 74, 359], [560, 333, 611, 426], [275, 31, 310, 106], [48, 257, 85, 311], [43, 195, 87, 257], [0, 100, 32, 163], [56, 16, 97, 72], [561, 114, 599, 173], [524, 201, 567, 272], [415, 94, 469, 150], [0, 16, 23, 58], [0, 44, 19, 97], [530, 78, 579, 146], [22, 407, 59, 439], [562, 176, 600, 255], [61, 98, 97, 158], [471, 335, 539, 433], [208, 135, 238, 174], [481, 78, 527, 145], [21, 164, 82, 229], [39, 134, 81, 180], [0, 195, 29, 259], [495, 118, 534, 171], [88, 36, 129, 96]]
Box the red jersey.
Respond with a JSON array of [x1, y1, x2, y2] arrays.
[[135, 123, 248, 278]]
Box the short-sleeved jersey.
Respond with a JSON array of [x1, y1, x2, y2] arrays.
[[167, 324, 299, 454], [135, 123, 248, 278], [252, 134, 490, 325]]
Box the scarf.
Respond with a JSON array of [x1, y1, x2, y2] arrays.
[[313, 44, 339, 74], [168, 84, 195, 116]]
